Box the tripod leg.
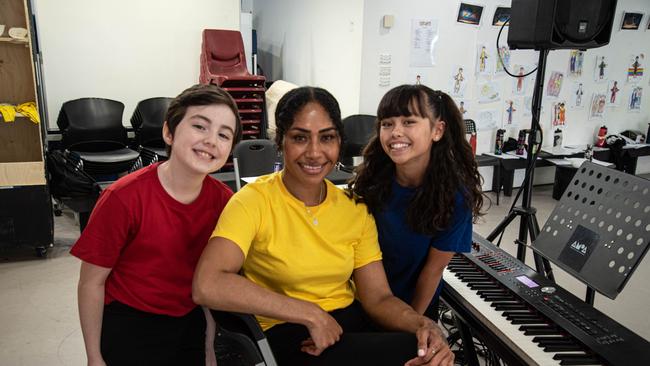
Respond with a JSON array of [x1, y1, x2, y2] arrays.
[[486, 211, 518, 243], [516, 213, 529, 263]]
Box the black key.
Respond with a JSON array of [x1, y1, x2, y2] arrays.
[[520, 325, 562, 336], [490, 301, 521, 307], [510, 318, 546, 325], [496, 304, 528, 311], [553, 354, 601, 365], [544, 344, 584, 352], [470, 284, 500, 290], [533, 336, 574, 345]]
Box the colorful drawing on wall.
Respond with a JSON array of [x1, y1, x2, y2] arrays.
[[455, 99, 470, 118], [512, 64, 529, 95], [476, 109, 498, 131], [589, 93, 607, 119], [523, 96, 533, 117], [492, 7, 510, 26], [476, 43, 492, 75], [502, 99, 520, 127], [621, 12, 643, 30], [495, 45, 511, 76], [478, 81, 501, 103], [594, 55, 609, 83], [607, 80, 621, 106], [568, 50, 584, 77], [552, 101, 567, 126], [627, 54, 645, 83], [457, 3, 484, 25], [629, 86, 643, 111], [569, 82, 586, 109], [546, 71, 564, 98], [450, 65, 468, 97]]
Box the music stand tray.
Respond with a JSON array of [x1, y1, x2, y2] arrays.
[[533, 161, 650, 299]]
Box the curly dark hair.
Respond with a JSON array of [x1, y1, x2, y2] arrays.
[[350, 84, 483, 235], [274, 86, 345, 150]]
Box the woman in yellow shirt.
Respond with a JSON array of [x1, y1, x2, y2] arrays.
[[193, 86, 453, 366]]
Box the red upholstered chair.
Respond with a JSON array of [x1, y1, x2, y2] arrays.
[[200, 29, 265, 87]]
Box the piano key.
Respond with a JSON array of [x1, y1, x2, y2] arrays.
[[521, 326, 563, 336], [443, 267, 565, 365], [553, 354, 602, 365], [544, 344, 585, 352], [495, 304, 529, 311]]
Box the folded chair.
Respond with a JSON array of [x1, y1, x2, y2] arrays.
[[130, 97, 173, 165], [341, 114, 376, 169], [212, 310, 278, 366], [200, 29, 265, 88], [233, 139, 278, 191], [56, 98, 140, 178]]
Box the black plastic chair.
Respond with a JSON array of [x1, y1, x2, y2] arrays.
[[131, 97, 173, 165], [233, 139, 278, 191], [56, 98, 140, 178], [341, 114, 376, 168], [212, 310, 278, 366]]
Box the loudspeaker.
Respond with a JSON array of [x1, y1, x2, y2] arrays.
[[508, 0, 617, 50]]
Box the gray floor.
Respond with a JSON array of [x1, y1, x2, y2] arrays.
[[1, 184, 649, 365]]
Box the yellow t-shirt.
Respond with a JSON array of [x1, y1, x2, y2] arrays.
[[212, 172, 382, 330]]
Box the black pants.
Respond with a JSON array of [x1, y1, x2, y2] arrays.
[[265, 302, 417, 366], [101, 302, 206, 366]]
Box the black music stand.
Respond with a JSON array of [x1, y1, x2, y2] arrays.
[[533, 161, 650, 304]]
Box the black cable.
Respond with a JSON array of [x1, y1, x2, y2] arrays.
[[495, 17, 538, 78]]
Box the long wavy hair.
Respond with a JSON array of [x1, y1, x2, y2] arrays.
[[350, 84, 483, 235]]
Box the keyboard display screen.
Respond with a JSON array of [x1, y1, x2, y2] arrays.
[[516, 275, 539, 288]]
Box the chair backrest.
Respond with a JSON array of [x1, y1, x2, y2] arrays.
[[233, 139, 277, 191], [131, 97, 173, 148], [341, 114, 376, 166], [202, 29, 250, 77], [464, 119, 477, 134], [212, 310, 277, 366], [57, 98, 127, 152]]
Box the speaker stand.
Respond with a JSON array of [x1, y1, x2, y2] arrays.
[[487, 49, 554, 281]]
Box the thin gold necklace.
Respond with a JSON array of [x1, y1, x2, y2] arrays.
[[305, 182, 325, 225]]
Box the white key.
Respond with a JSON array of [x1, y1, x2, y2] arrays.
[[444, 267, 595, 366]]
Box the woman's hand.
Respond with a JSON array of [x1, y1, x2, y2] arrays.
[[300, 305, 343, 356], [404, 324, 454, 366]]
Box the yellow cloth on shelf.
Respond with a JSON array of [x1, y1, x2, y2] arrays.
[[16, 102, 40, 124], [0, 105, 16, 123]]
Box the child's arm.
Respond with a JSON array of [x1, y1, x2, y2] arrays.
[[77, 261, 111, 366], [411, 247, 455, 315]]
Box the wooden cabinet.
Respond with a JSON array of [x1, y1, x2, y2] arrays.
[[0, 0, 53, 255]]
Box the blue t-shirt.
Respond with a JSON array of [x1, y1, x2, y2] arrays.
[[374, 180, 472, 307]]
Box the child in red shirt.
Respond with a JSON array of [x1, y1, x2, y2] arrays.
[[71, 84, 242, 366]]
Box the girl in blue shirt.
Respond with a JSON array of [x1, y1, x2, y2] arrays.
[[351, 84, 484, 317]]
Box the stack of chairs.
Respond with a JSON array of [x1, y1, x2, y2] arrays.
[[200, 29, 268, 171], [56, 97, 140, 179]]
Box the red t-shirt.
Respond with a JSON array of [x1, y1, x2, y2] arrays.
[[71, 163, 232, 316]]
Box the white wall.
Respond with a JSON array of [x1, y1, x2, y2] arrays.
[[252, 0, 364, 118], [33, 0, 240, 130], [359, 0, 650, 157]]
